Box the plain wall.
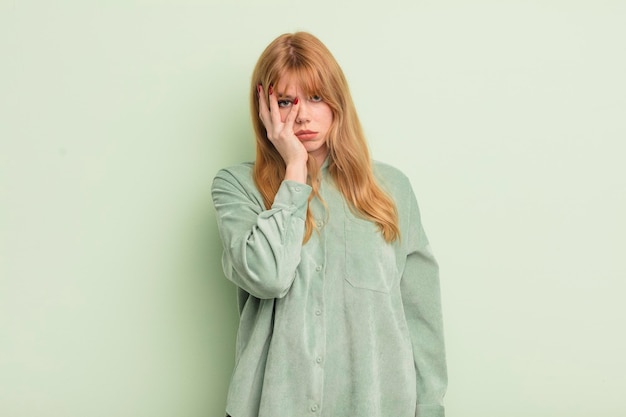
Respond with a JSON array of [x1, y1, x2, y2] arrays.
[[1, 1, 625, 416]]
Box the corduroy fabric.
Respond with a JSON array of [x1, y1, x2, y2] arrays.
[[212, 160, 447, 417]]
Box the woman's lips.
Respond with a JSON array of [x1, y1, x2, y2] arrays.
[[295, 130, 318, 140]]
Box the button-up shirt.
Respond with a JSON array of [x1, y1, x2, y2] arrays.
[[211, 159, 447, 417]]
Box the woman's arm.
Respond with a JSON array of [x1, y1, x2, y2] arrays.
[[400, 189, 448, 417], [211, 167, 312, 299]]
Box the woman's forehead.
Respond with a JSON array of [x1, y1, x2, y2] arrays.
[[275, 73, 298, 89], [275, 71, 320, 95]]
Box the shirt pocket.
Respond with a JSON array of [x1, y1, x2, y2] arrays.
[[344, 216, 399, 293]]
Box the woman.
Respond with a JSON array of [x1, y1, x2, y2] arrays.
[[212, 32, 447, 417]]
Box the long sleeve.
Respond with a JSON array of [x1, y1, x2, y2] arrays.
[[400, 189, 448, 417], [217, 161, 447, 417], [211, 166, 312, 299]]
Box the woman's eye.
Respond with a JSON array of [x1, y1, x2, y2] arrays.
[[277, 100, 292, 108], [310, 95, 322, 102]]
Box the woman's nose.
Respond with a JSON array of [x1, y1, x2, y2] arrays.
[[295, 101, 310, 124]]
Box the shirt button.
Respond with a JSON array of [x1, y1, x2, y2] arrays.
[[316, 356, 323, 364], [315, 265, 322, 272], [316, 220, 323, 227], [315, 309, 322, 316], [310, 404, 318, 412], [295, 186, 301, 192]]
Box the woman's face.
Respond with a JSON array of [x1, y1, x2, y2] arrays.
[[275, 73, 333, 165]]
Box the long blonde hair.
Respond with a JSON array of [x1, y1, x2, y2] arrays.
[[250, 32, 399, 243]]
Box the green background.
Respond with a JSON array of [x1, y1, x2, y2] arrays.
[[1, 1, 625, 416]]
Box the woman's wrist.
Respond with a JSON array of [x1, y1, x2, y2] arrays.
[[284, 161, 307, 184]]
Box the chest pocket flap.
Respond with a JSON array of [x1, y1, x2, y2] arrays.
[[344, 216, 399, 293]]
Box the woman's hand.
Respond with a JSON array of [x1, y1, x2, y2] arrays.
[[258, 84, 308, 183]]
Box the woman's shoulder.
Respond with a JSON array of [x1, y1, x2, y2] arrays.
[[213, 162, 255, 182], [371, 160, 412, 191], [211, 162, 259, 196]]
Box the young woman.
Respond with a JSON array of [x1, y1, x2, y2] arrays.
[[212, 31, 447, 417]]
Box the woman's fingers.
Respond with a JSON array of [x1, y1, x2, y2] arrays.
[[256, 84, 306, 166], [257, 84, 271, 127], [258, 84, 284, 140], [262, 84, 298, 141], [283, 96, 299, 132], [267, 85, 283, 129]]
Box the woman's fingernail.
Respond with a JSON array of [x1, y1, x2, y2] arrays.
[[293, 97, 299, 105], [268, 85, 273, 95]]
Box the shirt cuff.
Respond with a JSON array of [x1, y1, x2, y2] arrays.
[[416, 404, 445, 417], [271, 180, 312, 220]]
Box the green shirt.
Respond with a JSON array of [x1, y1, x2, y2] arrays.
[[212, 160, 447, 417]]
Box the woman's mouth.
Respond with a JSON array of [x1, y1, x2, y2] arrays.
[[295, 130, 318, 140]]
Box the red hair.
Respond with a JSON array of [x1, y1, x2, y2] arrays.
[[250, 32, 399, 243]]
